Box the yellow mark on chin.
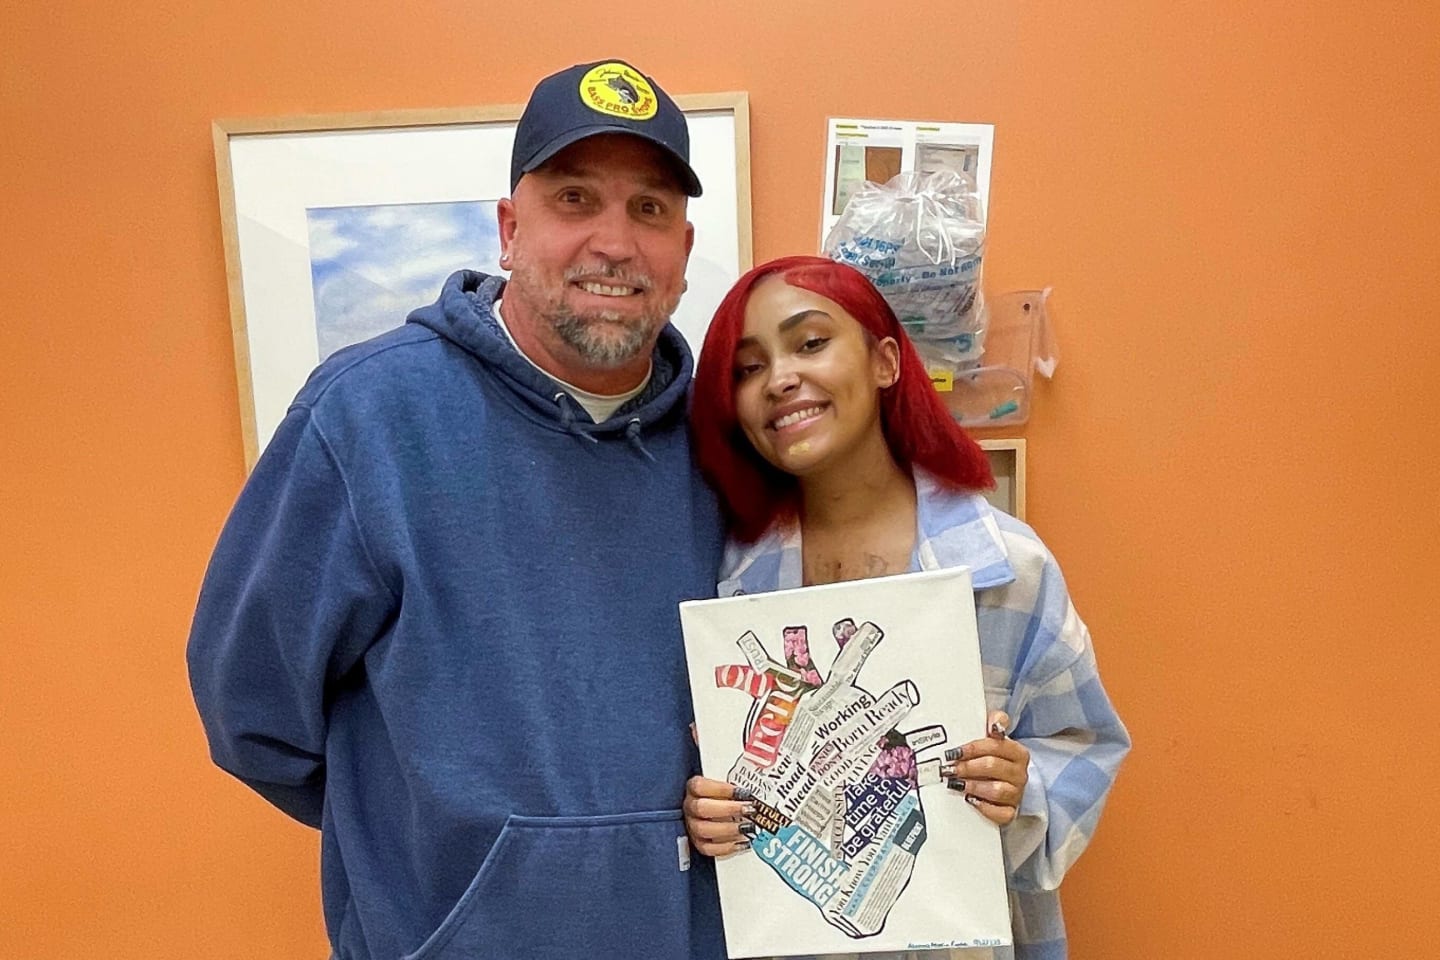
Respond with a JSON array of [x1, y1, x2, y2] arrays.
[[787, 441, 811, 456]]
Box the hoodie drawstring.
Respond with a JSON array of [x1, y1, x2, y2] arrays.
[[554, 393, 598, 444], [624, 418, 657, 463], [553, 393, 653, 461]]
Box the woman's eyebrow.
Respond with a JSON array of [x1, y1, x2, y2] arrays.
[[737, 309, 833, 348], [778, 309, 832, 332]]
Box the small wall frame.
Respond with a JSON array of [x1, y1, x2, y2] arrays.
[[978, 438, 1027, 521]]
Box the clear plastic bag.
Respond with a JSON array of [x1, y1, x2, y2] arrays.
[[823, 170, 986, 360]]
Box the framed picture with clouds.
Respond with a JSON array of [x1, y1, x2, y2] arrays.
[[213, 96, 752, 468]]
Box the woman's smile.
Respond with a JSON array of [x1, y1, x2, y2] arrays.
[[769, 403, 829, 433]]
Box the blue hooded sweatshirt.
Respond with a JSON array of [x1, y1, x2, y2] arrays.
[[187, 271, 727, 960]]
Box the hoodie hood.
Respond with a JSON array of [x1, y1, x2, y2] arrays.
[[406, 270, 694, 439]]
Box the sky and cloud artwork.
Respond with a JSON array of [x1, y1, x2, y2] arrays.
[[305, 200, 501, 360]]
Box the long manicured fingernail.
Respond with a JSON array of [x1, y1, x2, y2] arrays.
[[965, 794, 982, 806], [946, 777, 967, 793], [990, 721, 1008, 738], [738, 823, 757, 839], [944, 747, 963, 762], [740, 802, 757, 817], [732, 787, 754, 801]]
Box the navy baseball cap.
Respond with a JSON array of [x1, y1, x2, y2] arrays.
[[510, 60, 703, 197]]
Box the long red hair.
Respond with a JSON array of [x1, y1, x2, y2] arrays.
[[691, 255, 993, 542]]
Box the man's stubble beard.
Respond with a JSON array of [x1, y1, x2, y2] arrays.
[[508, 260, 681, 369]]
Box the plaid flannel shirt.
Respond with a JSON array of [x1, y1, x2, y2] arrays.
[[717, 470, 1131, 960]]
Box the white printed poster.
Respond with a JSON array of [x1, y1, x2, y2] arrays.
[[820, 118, 994, 247], [680, 568, 1011, 958]]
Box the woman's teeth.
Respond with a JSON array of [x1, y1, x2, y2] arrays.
[[773, 407, 824, 429]]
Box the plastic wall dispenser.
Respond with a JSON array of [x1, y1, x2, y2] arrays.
[[917, 287, 1057, 428]]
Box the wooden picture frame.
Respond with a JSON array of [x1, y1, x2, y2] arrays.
[[213, 94, 753, 467], [978, 438, 1026, 521]]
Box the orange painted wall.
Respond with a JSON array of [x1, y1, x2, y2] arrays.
[[3, 1, 1438, 956]]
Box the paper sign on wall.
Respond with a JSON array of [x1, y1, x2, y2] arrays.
[[820, 118, 994, 248]]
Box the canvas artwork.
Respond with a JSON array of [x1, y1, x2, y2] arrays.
[[680, 569, 1011, 958]]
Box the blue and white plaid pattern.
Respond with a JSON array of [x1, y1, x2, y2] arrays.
[[718, 470, 1131, 960]]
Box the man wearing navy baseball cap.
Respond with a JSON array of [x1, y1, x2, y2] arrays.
[[510, 59, 703, 197], [494, 59, 702, 399], [188, 59, 726, 960]]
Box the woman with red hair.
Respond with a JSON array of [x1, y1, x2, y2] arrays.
[[684, 256, 1129, 960]]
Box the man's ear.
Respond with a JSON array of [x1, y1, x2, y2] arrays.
[[684, 221, 696, 257], [497, 198, 518, 261]]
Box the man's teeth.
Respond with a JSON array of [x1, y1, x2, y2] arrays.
[[578, 281, 637, 296], [773, 407, 824, 429]]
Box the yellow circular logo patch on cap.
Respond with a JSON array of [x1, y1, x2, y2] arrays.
[[579, 63, 658, 121]]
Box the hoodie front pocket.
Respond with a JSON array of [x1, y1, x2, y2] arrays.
[[403, 809, 703, 960]]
